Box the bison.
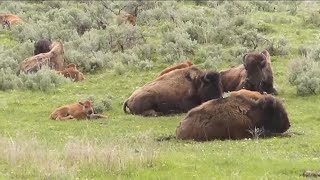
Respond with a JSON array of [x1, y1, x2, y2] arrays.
[[123, 66, 223, 116], [220, 50, 277, 95], [229, 89, 265, 101], [176, 94, 290, 141], [159, 60, 193, 76], [57, 63, 85, 82], [18, 41, 65, 75], [0, 14, 23, 30], [50, 100, 107, 120], [34, 39, 52, 55]]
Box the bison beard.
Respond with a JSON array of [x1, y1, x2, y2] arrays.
[[176, 95, 290, 141], [123, 66, 223, 116]]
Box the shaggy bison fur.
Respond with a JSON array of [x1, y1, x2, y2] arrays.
[[159, 60, 193, 76], [123, 66, 223, 116], [34, 39, 52, 55], [18, 41, 65, 74], [50, 100, 107, 120], [220, 50, 277, 95], [176, 95, 290, 141]]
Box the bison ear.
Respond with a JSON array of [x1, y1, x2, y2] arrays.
[[78, 102, 84, 106]]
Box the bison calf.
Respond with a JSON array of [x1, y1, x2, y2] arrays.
[[57, 63, 85, 82], [50, 100, 107, 120], [176, 95, 290, 141], [123, 66, 223, 116], [159, 60, 193, 76]]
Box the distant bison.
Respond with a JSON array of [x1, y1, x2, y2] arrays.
[[18, 41, 65, 75], [123, 66, 223, 116], [50, 100, 107, 120], [159, 60, 193, 76], [220, 50, 277, 95], [176, 95, 290, 141], [0, 14, 23, 29], [57, 63, 85, 82], [34, 39, 52, 55]]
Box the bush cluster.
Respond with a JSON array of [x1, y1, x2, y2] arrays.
[[288, 58, 320, 96]]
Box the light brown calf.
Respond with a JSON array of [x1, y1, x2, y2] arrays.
[[50, 100, 107, 120], [159, 60, 193, 76], [57, 63, 85, 82]]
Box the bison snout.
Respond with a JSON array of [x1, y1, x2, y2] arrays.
[[88, 110, 93, 115]]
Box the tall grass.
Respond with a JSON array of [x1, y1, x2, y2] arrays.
[[0, 134, 159, 178]]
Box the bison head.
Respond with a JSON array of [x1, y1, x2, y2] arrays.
[[258, 96, 290, 133], [79, 100, 94, 117], [197, 71, 223, 103], [242, 52, 267, 93]]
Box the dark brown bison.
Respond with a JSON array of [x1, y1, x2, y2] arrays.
[[220, 50, 277, 95], [34, 39, 52, 55], [18, 41, 65, 75], [123, 66, 223, 116], [159, 60, 193, 76], [176, 94, 290, 141]]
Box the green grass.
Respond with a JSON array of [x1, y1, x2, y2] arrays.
[[1, 2, 320, 179]]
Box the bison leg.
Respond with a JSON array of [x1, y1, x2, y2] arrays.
[[55, 115, 75, 120], [88, 114, 107, 119], [141, 109, 162, 117]]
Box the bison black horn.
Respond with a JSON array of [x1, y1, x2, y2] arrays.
[[242, 53, 248, 64], [203, 72, 210, 82]]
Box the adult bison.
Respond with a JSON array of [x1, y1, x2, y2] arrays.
[[176, 94, 290, 141], [18, 41, 64, 75], [220, 50, 277, 95], [123, 66, 223, 116]]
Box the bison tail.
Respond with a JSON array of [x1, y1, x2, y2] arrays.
[[123, 99, 131, 114]]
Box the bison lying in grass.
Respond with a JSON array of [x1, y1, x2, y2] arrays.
[[221, 50, 277, 95], [57, 63, 85, 82], [159, 60, 193, 76], [123, 66, 223, 116], [50, 100, 107, 120], [176, 94, 290, 141]]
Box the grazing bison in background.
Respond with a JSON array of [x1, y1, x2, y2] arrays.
[[34, 39, 52, 55], [159, 60, 193, 76], [18, 41, 65, 75], [176, 94, 290, 141], [0, 14, 23, 29], [220, 50, 277, 95], [50, 100, 107, 120], [57, 63, 85, 82], [123, 66, 223, 116]]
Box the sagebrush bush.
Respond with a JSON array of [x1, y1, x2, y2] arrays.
[[0, 68, 23, 91], [195, 45, 223, 70], [288, 58, 320, 96], [20, 68, 70, 92], [266, 37, 290, 56]]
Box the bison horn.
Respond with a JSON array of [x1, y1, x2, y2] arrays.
[[203, 72, 210, 82], [242, 53, 248, 64]]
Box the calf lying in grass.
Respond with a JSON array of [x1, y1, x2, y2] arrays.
[[57, 63, 85, 82], [50, 100, 107, 120]]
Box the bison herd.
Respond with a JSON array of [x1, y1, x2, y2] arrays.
[[3, 12, 290, 142], [123, 50, 290, 141]]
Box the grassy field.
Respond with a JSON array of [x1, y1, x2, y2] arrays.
[[1, 2, 320, 179]]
